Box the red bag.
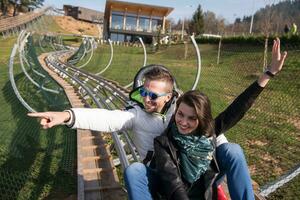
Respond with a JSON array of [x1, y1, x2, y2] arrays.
[[217, 185, 228, 200]]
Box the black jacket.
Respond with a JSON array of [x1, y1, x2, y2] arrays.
[[154, 81, 264, 200]]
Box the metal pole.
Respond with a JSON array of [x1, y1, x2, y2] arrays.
[[217, 37, 222, 65], [263, 37, 268, 70], [249, 0, 255, 34], [181, 19, 184, 40]]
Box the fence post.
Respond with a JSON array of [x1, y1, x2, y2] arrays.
[[217, 37, 222, 65], [263, 37, 268, 71], [184, 41, 188, 59]]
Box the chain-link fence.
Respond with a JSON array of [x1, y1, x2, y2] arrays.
[[0, 12, 86, 199], [197, 38, 299, 199], [0, 33, 77, 199]]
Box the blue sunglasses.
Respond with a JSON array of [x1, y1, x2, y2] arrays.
[[139, 87, 169, 100]]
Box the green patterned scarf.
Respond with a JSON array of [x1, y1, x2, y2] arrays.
[[172, 123, 214, 184]]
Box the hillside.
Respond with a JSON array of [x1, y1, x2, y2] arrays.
[[53, 16, 99, 36], [235, 0, 300, 34]]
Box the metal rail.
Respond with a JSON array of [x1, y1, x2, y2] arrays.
[[260, 164, 300, 197]]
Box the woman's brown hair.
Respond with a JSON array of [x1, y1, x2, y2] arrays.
[[175, 90, 215, 137]]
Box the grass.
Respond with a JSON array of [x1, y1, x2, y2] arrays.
[[0, 37, 17, 64]]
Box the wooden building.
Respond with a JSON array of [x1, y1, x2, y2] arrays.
[[103, 0, 173, 43]]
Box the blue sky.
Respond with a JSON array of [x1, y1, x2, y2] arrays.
[[45, 0, 279, 23]]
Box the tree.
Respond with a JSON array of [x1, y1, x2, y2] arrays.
[[203, 11, 217, 34], [228, 0, 300, 35], [0, 0, 9, 16], [172, 19, 183, 30], [1, 0, 44, 16], [216, 16, 226, 35], [256, 5, 276, 36], [203, 11, 226, 35], [11, 0, 21, 16], [189, 4, 204, 35]]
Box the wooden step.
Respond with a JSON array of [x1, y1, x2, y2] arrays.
[[81, 135, 103, 140], [84, 185, 122, 192], [83, 167, 115, 175], [81, 144, 108, 150], [82, 155, 111, 162]]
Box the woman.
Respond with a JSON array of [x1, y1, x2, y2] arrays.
[[154, 90, 227, 200], [153, 38, 287, 200]]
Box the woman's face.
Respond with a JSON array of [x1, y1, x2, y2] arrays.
[[175, 102, 199, 134]]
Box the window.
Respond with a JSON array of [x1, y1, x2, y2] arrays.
[[125, 35, 132, 42], [152, 19, 158, 31], [112, 11, 124, 15], [110, 33, 118, 41], [127, 12, 137, 17], [110, 33, 125, 42], [118, 34, 125, 42], [152, 19, 162, 31], [139, 17, 150, 32], [125, 16, 137, 31], [111, 14, 124, 29]]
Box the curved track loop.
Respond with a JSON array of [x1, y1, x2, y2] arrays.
[[190, 35, 202, 90], [96, 39, 114, 75], [123, 37, 147, 89], [18, 32, 60, 94], [9, 44, 36, 112], [78, 38, 96, 69]]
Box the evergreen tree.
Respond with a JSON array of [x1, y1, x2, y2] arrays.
[[189, 4, 204, 35]]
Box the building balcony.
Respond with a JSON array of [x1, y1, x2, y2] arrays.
[[110, 25, 164, 34], [109, 26, 165, 36]]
